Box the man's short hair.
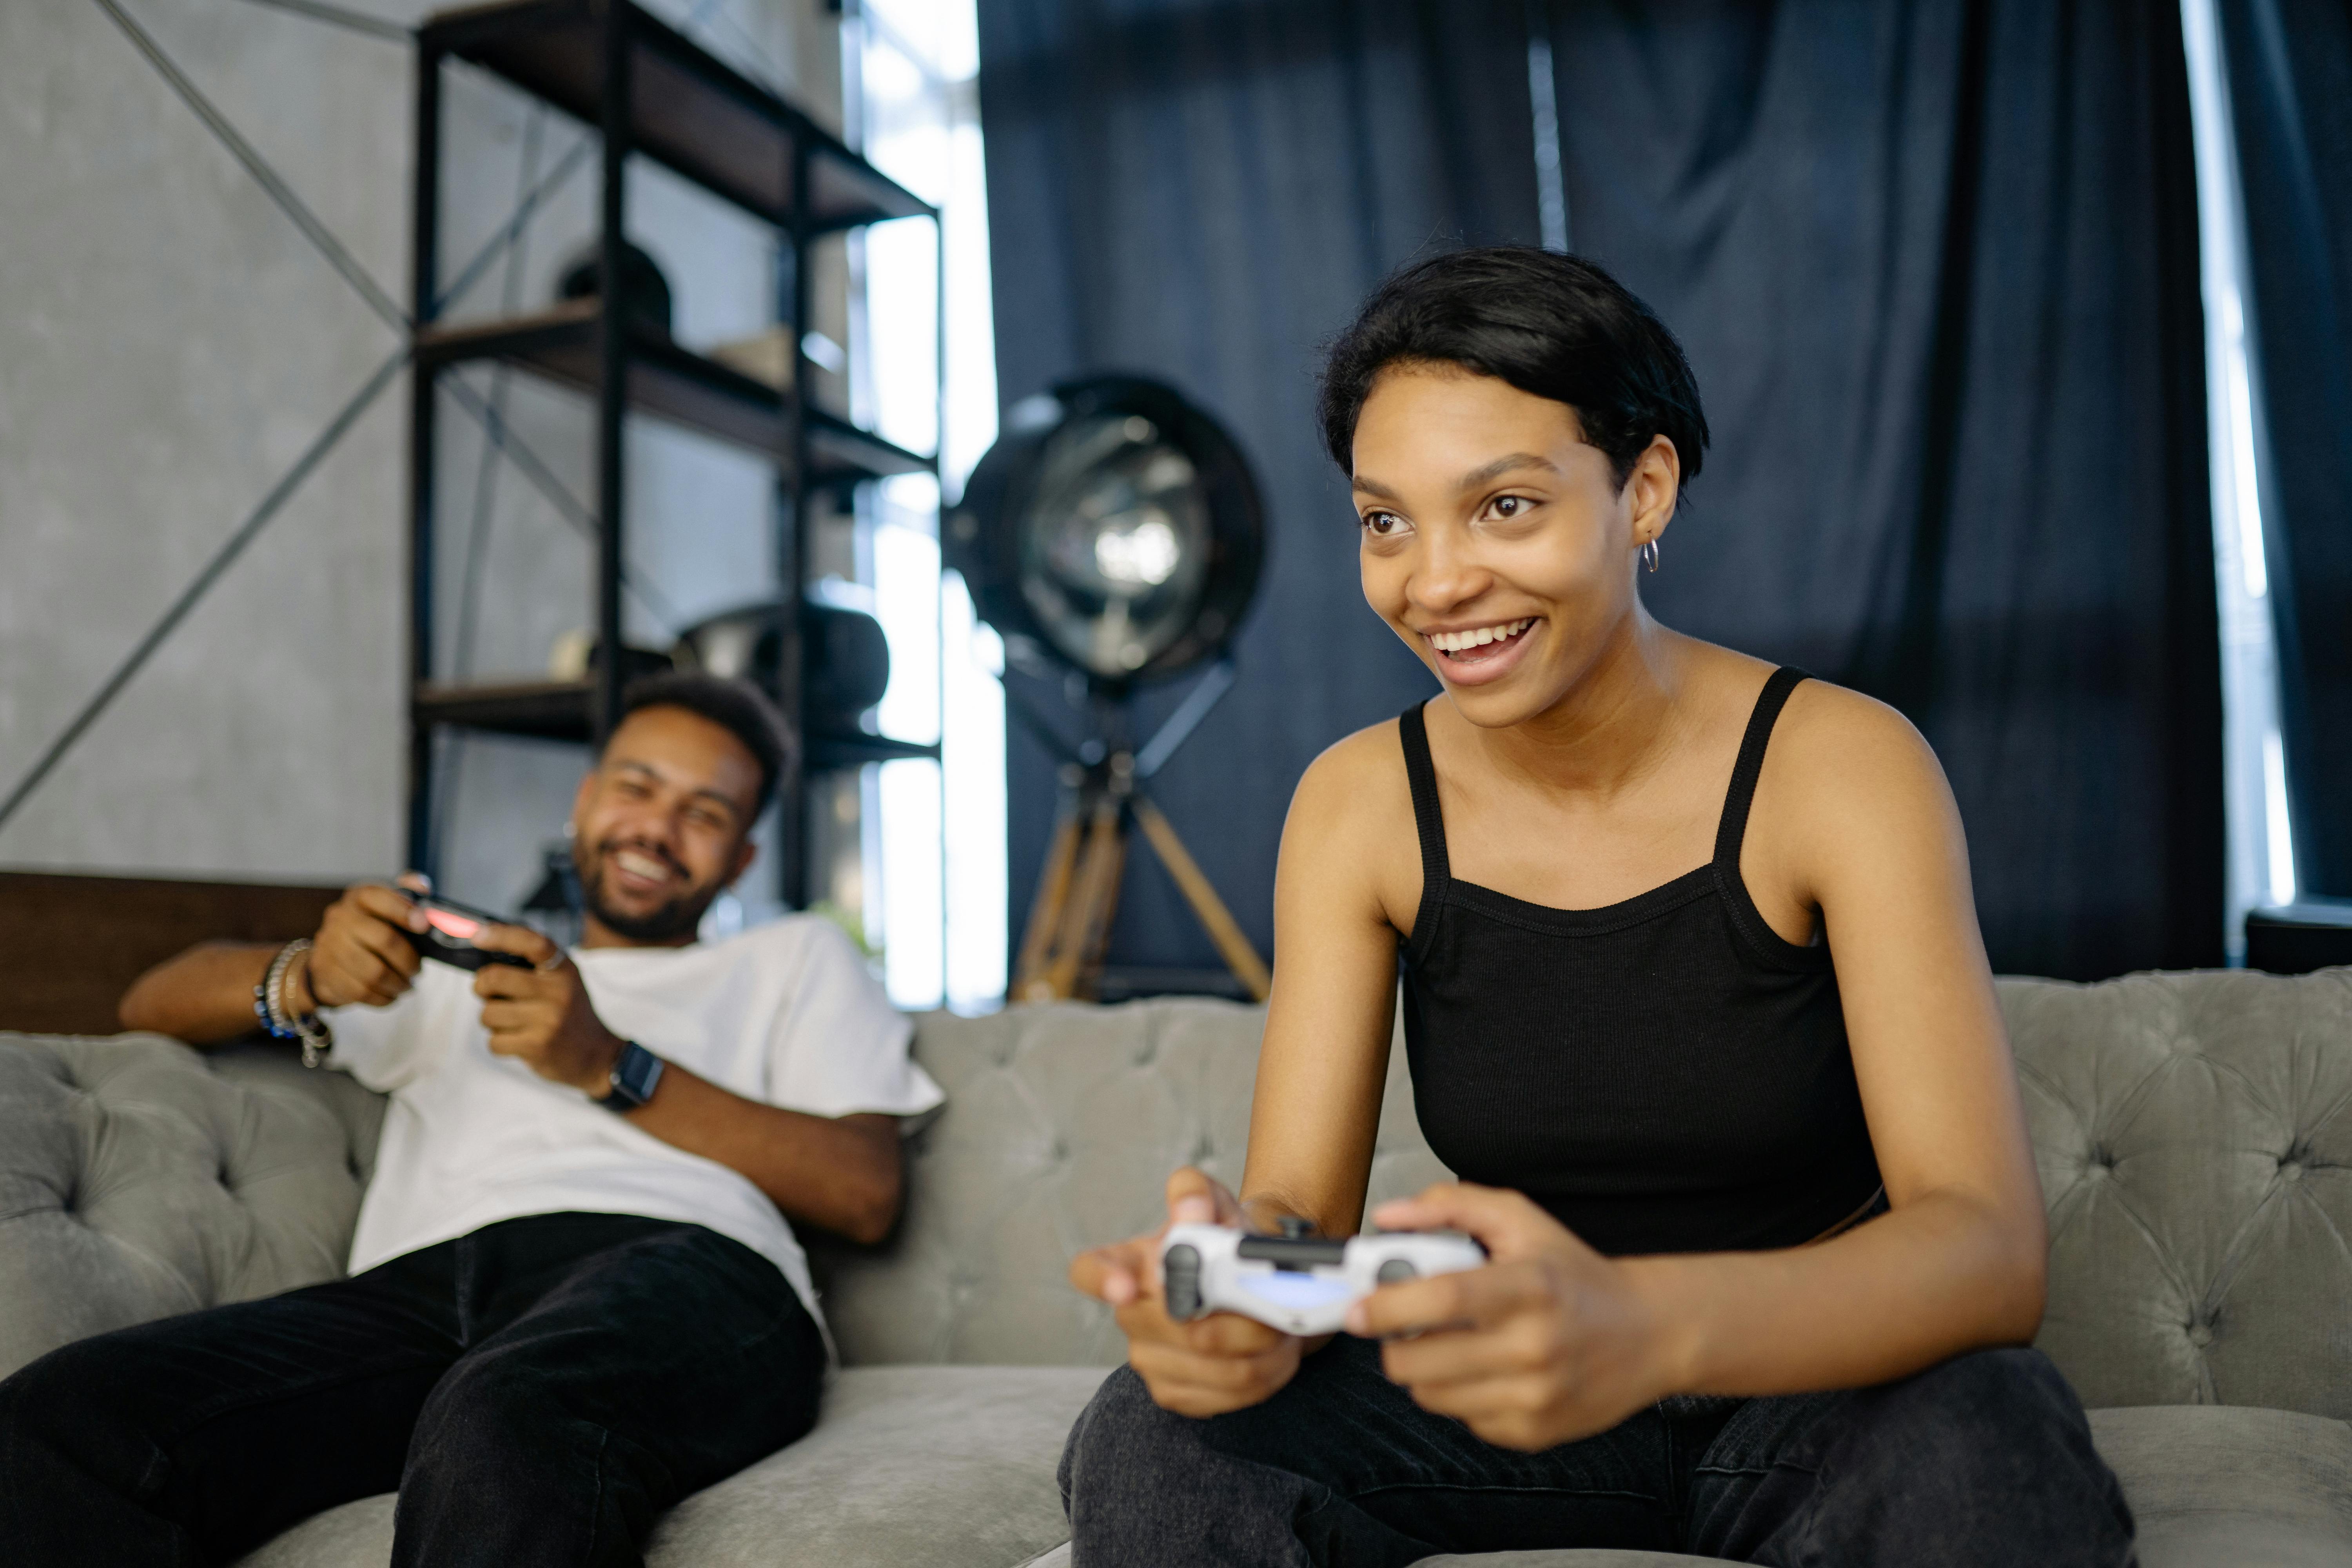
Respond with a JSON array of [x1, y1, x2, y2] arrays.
[[611, 672, 796, 819], [1317, 246, 1710, 491]]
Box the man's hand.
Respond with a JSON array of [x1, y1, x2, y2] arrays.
[[467, 923, 628, 1096], [1347, 1183, 1686, 1452], [1069, 1168, 1309, 1417], [298, 878, 431, 1011]]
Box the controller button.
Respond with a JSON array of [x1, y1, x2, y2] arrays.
[[1376, 1259, 1419, 1285], [1164, 1244, 1203, 1320]]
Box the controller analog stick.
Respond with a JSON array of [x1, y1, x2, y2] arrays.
[[1164, 1243, 1204, 1320], [1376, 1259, 1419, 1285]]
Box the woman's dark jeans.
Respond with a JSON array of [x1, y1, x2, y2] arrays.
[[1062, 1337, 2136, 1566], [0, 1212, 826, 1568]]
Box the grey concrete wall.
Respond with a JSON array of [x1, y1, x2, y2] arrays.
[[0, 0, 411, 884], [0, 0, 843, 907]]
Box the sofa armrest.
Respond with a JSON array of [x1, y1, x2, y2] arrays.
[[0, 1031, 383, 1381]]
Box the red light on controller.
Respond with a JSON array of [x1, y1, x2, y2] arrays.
[[425, 909, 481, 939]]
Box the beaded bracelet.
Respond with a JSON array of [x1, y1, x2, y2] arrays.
[[251, 938, 334, 1069]]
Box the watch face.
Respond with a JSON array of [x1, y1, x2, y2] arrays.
[[605, 1043, 662, 1109]]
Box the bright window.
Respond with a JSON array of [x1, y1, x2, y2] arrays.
[[853, 0, 1005, 1010]]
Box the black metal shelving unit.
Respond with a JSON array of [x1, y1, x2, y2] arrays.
[[406, 0, 940, 904]]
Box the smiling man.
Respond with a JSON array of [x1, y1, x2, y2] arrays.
[[0, 673, 942, 1568]]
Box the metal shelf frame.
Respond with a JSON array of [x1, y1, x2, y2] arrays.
[[405, 0, 939, 906]]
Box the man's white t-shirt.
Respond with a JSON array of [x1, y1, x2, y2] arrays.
[[322, 916, 943, 1330]]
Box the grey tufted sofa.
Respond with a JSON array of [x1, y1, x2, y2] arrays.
[[2, 968, 2349, 1566]]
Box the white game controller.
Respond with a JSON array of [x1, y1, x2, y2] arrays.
[[1160, 1218, 1487, 1337]]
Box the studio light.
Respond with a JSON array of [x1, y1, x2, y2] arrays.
[[949, 376, 1262, 690], [947, 376, 1270, 1004]]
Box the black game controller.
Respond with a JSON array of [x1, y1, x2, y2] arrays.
[[401, 894, 533, 972]]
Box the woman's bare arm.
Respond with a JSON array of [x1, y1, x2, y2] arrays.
[[1067, 722, 1416, 1413], [1236, 722, 1421, 1236]]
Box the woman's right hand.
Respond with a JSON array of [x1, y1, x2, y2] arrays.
[[1069, 1167, 1308, 1416]]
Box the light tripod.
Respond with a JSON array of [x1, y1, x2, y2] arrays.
[[1009, 662, 1270, 1004]]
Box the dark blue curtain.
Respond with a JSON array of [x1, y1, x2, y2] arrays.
[[975, 0, 1539, 993], [2222, 0, 2352, 898], [976, 0, 2223, 984], [1537, 0, 2222, 978]]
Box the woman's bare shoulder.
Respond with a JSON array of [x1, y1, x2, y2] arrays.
[[1283, 713, 1424, 913], [1759, 674, 1958, 854], [1292, 714, 1416, 829], [1774, 677, 1940, 780]]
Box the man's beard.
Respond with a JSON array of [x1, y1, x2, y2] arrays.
[[574, 836, 722, 943]]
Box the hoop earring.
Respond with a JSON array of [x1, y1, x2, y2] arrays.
[[1641, 537, 1661, 573]]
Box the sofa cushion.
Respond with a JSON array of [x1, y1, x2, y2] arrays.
[[233, 1495, 394, 1568], [0, 1033, 383, 1380], [236, 1398, 2352, 1568], [233, 1365, 1109, 1568], [650, 1365, 1106, 1566], [808, 999, 1452, 1367], [1408, 1556, 1733, 1567], [2091, 1404, 2352, 1567], [2002, 969, 2352, 1418]]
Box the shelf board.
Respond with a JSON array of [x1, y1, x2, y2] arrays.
[[416, 680, 941, 772], [422, 0, 932, 235], [806, 731, 942, 769], [415, 300, 934, 483]]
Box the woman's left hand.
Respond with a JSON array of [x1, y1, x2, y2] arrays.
[[1347, 1183, 1684, 1451]]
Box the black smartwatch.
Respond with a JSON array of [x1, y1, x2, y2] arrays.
[[596, 1040, 665, 1112]]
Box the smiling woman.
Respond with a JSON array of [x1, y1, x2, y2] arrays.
[[1057, 248, 2138, 1566]]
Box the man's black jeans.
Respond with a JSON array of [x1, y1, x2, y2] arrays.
[[1062, 1336, 2138, 1566], [0, 1212, 825, 1568]]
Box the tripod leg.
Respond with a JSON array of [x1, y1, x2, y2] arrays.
[[1076, 815, 1128, 997], [1013, 798, 1084, 1002], [1045, 794, 1126, 1000], [1131, 794, 1272, 1002]]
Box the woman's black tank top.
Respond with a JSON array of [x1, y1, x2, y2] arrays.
[[1397, 667, 1883, 1258]]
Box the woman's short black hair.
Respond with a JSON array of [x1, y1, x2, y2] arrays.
[[1317, 246, 1710, 490], [613, 671, 795, 819]]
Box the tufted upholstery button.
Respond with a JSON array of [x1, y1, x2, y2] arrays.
[[2281, 1161, 2305, 1182], [2188, 1323, 2214, 1348]]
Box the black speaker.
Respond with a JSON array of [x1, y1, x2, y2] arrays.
[[670, 599, 891, 737], [557, 240, 675, 338]]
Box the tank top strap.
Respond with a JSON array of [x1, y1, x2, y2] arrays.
[[1713, 667, 1811, 869], [1397, 701, 1452, 898]]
